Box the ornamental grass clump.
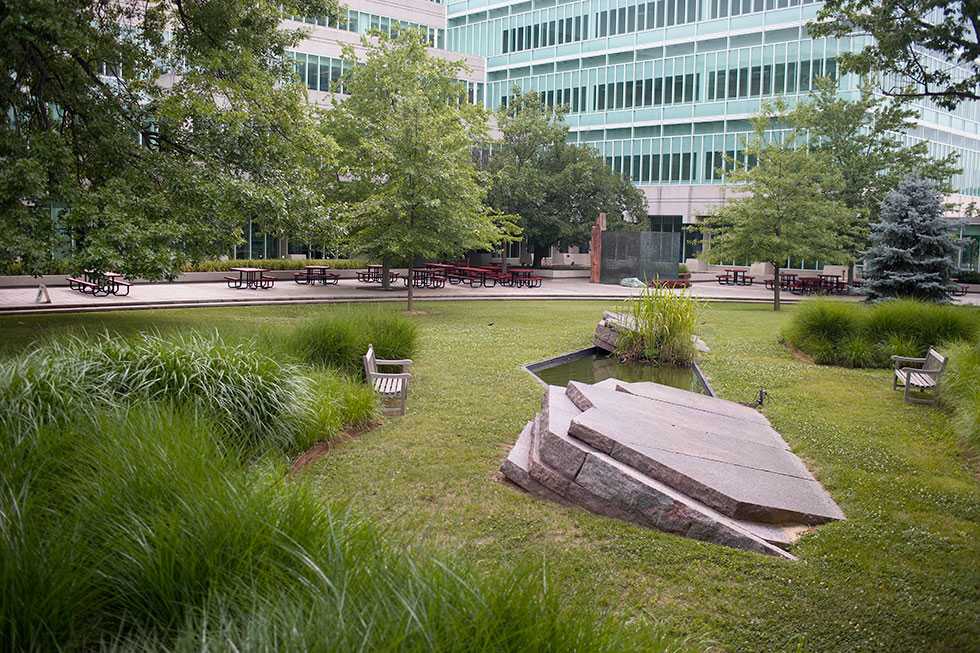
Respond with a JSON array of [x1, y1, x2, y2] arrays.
[[0, 332, 334, 451], [616, 285, 702, 365], [784, 300, 979, 368], [0, 406, 681, 652], [940, 338, 980, 446], [285, 310, 418, 374]]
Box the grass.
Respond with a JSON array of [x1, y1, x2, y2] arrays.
[[2, 406, 675, 652], [941, 338, 980, 446], [282, 309, 418, 374], [0, 331, 372, 452], [616, 284, 702, 365], [784, 299, 980, 368], [1, 301, 978, 651]]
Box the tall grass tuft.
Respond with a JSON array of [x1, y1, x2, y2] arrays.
[[0, 407, 685, 652], [940, 338, 980, 446], [616, 285, 702, 365], [0, 332, 372, 451], [285, 310, 418, 374], [784, 300, 979, 368]]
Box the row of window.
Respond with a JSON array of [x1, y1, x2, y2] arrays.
[[448, 0, 819, 58], [491, 47, 840, 114], [705, 0, 816, 20], [502, 15, 588, 52], [577, 128, 976, 193], [289, 11, 445, 49], [287, 51, 486, 105], [289, 51, 348, 94]]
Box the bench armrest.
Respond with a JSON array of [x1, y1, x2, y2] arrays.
[[892, 355, 925, 368], [376, 358, 413, 370]]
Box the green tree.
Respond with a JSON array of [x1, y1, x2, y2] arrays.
[[789, 77, 960, 279], [488, 89, 646, 268], [809, 0, 979, 110], [699, 112, 851, 311], [0, 0, 338, 280], [864, 176, 959, 302], [326, 31, 518, 310]]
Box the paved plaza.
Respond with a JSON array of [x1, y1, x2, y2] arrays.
[[1, 276, 975, 314]]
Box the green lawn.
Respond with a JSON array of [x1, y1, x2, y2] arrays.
[[2, 301, 977, 652]]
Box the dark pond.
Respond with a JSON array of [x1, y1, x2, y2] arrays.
[[529, 348, 709, 395]]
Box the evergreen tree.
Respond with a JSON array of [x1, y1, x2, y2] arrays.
[[864, 176, 959, 302]]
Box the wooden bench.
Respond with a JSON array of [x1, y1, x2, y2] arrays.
[[363, 344, 413, 416], [892, 348, 947, 405]]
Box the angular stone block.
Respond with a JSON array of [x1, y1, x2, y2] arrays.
[[615, 380, 773, 427], [568, 381, 784, 448], [500, 421, 568, 504], [563, 383, 843, 524]]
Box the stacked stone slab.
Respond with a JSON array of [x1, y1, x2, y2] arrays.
[[501, 378, 844, 559]]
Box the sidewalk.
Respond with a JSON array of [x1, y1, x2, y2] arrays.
[[3, 277, 970, 315]]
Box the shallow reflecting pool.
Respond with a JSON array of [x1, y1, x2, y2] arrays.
[[529, 348, 709, 395]]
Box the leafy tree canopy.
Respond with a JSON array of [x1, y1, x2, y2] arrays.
[[789, 77, 960, 262], [325, 30, 519, 307], [810, 0, 979, 110], [0, 0, 338, 279], [487, 89, 646, 266], [698, 108, 852, 310]]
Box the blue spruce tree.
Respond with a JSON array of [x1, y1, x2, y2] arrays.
[[863, 176, 958, 302]]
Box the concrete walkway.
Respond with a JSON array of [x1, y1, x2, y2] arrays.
[[2, 277, 973, 315]]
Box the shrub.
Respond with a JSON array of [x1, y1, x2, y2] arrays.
[[837, 335, 880, 368], [0, 407, 682, 652], [941, 338, 980, 446], [785, 300, 863, 346], [616, 285, 702, 365], [183, 258, 369, 273], [877, 334, 921, 361], [0, 332, 371, 451], [785, 299, 980, 368], [863, 300, 977, 349], [285, 311, 418, 374]]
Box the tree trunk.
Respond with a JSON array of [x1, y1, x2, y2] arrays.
[[407, 266, 414, 312], [532, 246, 544, 269], [500, 247, 509, 274], [773, 265, 781, 312], [381, 257, 391, 290], [847, 260, 856, 287]]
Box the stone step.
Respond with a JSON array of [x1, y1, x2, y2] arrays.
[[500, 421, 568, 504], [528, 386, 797, 559], [568, 381, 787, 450], [615, 380, 774, 427], [562, 382, 844, 525]]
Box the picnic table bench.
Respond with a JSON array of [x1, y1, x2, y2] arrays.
[[226, 267, 276, 289], [294, 265, 339, 286], [66, 270, 131, 296], [356, 265, 400, 285], [892, 347, 947, 405]]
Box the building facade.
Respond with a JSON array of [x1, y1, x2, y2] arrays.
[[273, 0, 980, 270]]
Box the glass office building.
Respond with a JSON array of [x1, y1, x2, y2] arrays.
[[445, 0, 980, 263], [275, 0, 979, 268]]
